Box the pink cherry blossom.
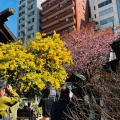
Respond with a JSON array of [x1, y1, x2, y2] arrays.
[[61, 27, 119, 79]]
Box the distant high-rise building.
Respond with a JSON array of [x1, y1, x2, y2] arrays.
[[41, 0, 90, 35], [89, 0, 120, 29], [17, 0, 45, 42]]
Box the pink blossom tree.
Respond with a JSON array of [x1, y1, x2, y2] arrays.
[[61, 27, 118, 80]]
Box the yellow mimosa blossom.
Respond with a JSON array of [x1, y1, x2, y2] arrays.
[[0, 31, 72, 94]]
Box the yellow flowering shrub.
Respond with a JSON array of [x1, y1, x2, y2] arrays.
[[0, 31, 72, 94], [0, 41, 38, 92], [27, 31, 72, 88]]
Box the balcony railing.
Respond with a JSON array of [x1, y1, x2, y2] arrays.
[[41, 0, 75, 22], [42, 17, 76, 34], [41, 0, 55, 8], [41, 9, 75, 29], [41, 0, 68, 15]]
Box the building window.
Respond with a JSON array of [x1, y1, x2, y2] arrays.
[[27, 33, 34, 39], [19, 7, 21, 11], [27, 18, 34, 24], [18, 32, 20, 37], [99, 7, 113, 17], [98, 0, 112, 8], [31, 4, 34, 9], [94, 6, 96, 10], [19, 13, 22, 17], [27, 26, 34, 31], [28, 11, 34, 17], [19, 1, 21, 4], [19, 0, 25, 4], [32, 11, 34, 15], [32, 18, 34, 22], [21, 24, 25, 28], [94, 14, 96, 18], [100, 16, 114, 25]]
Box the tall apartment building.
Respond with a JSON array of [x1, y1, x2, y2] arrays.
[[41, 0, 90, 35], [17, 0, 45, 42], [89, 0, 120, 29]]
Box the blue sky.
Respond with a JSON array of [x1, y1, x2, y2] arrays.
[[0, 0, 18, 37]]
